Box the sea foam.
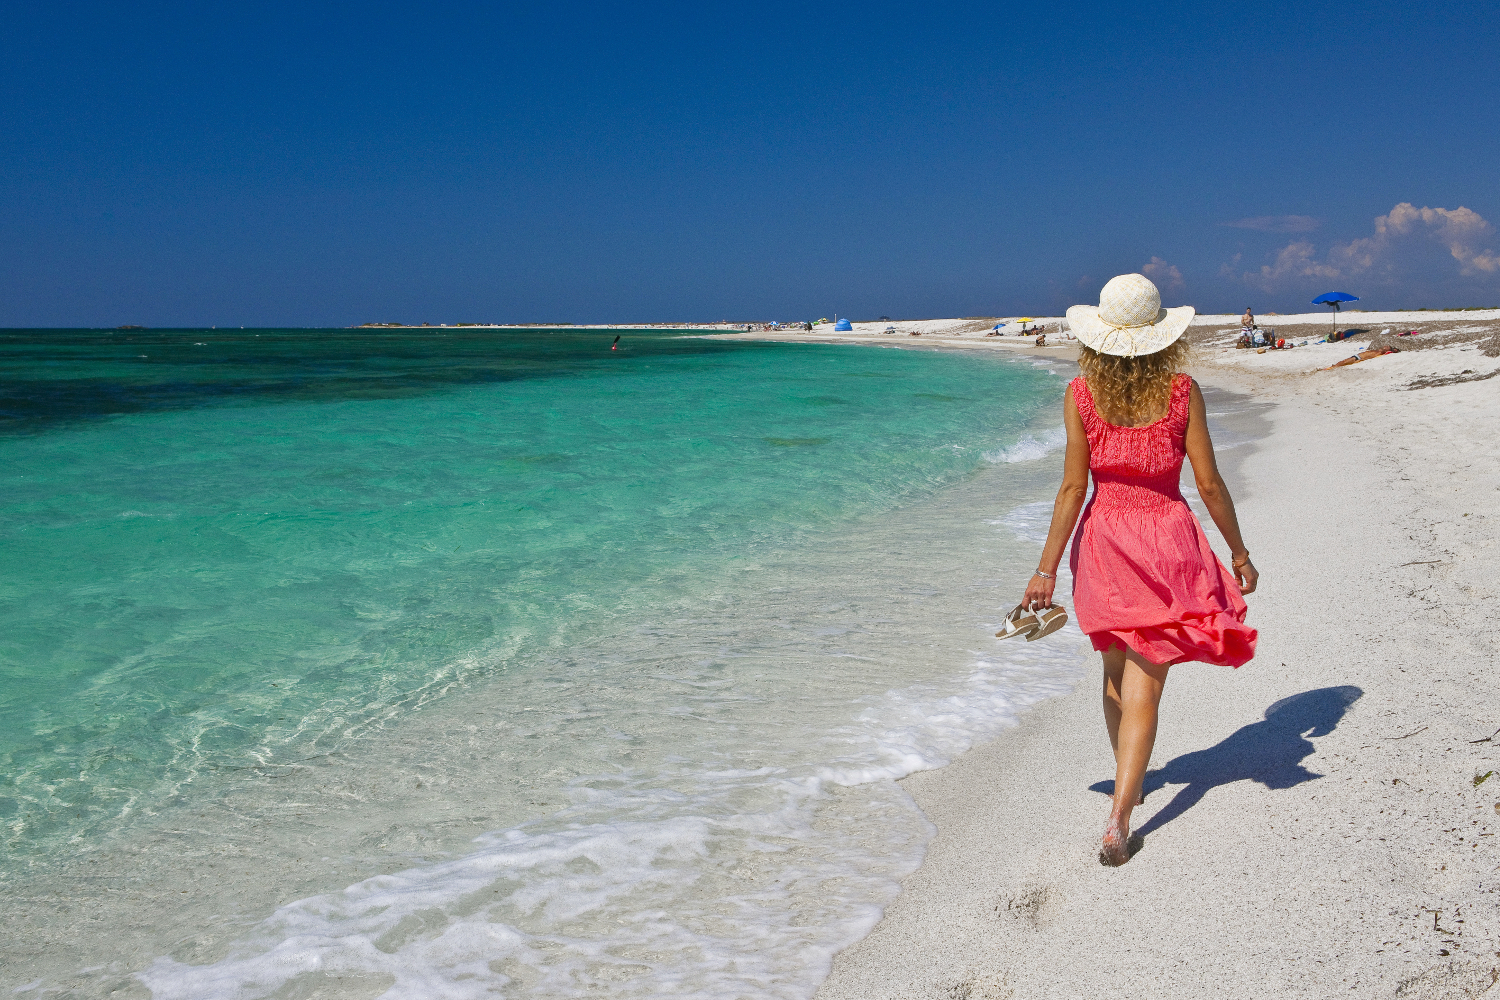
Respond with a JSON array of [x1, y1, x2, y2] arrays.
[[984, 425, 1067, 464], [140, 639, 1085, 1000]]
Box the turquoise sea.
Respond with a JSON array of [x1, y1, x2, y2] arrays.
[[1, 328, 1088, 998]]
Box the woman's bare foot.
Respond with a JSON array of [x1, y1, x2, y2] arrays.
[[1100, 814, 1132, 866]]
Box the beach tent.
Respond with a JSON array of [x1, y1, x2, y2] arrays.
[[1312, 292, 1358, 336], [834, 318, 853, 331]]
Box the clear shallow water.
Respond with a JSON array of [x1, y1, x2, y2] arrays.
[[0, 329, 1088, 997]]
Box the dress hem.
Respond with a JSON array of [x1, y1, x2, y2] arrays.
[[1087, 625, 1257, 669]]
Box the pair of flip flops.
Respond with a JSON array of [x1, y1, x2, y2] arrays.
[[996, 603, 1068, 642]]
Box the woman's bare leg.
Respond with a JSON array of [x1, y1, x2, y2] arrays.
[[1100, 644, 1143, 804], [1101, 644, 1126, 759], [1101, 648, 1170, 866]]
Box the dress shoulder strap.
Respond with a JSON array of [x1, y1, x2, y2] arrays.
[[1070, 377, 1101, 433], [1167, 373, 1192, 433]]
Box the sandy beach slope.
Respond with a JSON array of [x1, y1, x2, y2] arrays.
[[736, 315, 1500, 998]]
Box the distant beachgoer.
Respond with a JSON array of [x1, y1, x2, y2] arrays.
[[1026, 273, 1259, 866], [1327, 347, 1395, 368], [612, 335, 620, 351], [1242, 307, 1255, 330]]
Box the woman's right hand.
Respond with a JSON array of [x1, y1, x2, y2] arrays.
[[1233, 557, 1258, 595], [1023, 572, 1057, 610]]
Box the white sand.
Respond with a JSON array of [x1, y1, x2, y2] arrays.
[[774, 319, 1500, 998], [734, 308, 1500, 338], [1208, 338, 1500, 378], [1197, 309, 1500, 328]]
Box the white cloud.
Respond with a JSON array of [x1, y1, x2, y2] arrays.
[[1231, 202, 1500, 291], [1141, 256, 1184, 290], [1241, 241, 1340, 292], [1337, 203, 1500, 276], [1222, 215, 1320, 233]]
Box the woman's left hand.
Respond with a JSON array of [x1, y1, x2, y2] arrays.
[[1233, 557, 1258, 595], [1023, 573, 1056, 610]]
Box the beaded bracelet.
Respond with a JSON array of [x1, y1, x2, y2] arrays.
[[1034, 569, 1055, 580]]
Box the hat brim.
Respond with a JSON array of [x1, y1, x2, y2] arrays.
[[1065, 305, 1195, 357]]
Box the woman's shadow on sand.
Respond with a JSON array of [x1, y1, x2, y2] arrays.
[[1089, 685, 1363, 839]]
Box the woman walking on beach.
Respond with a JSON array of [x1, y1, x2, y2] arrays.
[[1023, 273, 1258, 866]]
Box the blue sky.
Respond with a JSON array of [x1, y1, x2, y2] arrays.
[[3, 1, 1498, 326]]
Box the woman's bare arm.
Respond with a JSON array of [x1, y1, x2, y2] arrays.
[[1183, 379, 1258, 594], [1023, 388, 1092, 609]]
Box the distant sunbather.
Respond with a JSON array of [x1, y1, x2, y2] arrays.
[[1242, 307, 1255, 330], [1326, 347, 1397, 369]]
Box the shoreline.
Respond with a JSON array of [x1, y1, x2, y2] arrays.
[[778, 320, 1500, 997], [341, 308, 1500, 333]]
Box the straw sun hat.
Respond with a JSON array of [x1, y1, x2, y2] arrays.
[[1066, 273, 1195, 357]]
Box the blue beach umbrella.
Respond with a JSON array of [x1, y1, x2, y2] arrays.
[[1312, 291, 1359, 335]]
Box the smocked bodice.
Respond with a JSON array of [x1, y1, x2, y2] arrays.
[[1071, 374, 1190, 512]]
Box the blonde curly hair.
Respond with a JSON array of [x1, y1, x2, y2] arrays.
[[1077, 339, 1192, 426]]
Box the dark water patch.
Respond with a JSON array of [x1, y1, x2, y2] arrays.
[[763, 437, 830, 447], [912, 392, 967, 401], [0, 328, 758, 436]]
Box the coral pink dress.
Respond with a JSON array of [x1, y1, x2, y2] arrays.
[[1068, 374, 1256, 667]]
